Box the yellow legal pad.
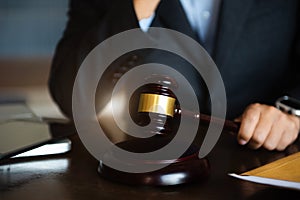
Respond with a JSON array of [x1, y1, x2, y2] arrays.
[[242, 152, 300, 182], [229, 152, 300, 190]]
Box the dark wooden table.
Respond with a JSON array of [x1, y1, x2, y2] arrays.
[[1, 124, 300, 200]]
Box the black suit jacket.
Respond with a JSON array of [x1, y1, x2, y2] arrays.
[[49, 0, 300, 119]]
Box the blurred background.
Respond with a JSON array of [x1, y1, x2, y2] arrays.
[[0, 0, 69, 119]]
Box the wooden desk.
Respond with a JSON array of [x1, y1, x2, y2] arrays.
[[1, 124, 300, 199]]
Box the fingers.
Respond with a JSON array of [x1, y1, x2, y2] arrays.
[[237, 103, 300, 151], [238, 103, 261, 146], [248, 106, 280, 149], [262, 122, 283, 150]]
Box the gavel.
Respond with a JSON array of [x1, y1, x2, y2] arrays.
[[129, 82, 240, 137], [98, 78, 239, 186]]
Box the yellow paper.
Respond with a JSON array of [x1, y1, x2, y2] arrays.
[[242, 152, 300, 182]]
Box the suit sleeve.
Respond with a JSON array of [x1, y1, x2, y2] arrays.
[[48, 0, 139, 118], [288, 20, 300, 100]]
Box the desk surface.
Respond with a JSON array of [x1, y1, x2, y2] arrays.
[[1, 124, 300, 200]]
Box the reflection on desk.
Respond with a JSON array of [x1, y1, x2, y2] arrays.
[[1, 125, 300, 200], [0, 158, 69, 173]]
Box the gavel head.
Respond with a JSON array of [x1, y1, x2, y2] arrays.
[[129, 78, 181, 136]]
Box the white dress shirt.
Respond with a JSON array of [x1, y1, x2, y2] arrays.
[[139, 0, 222, 53]]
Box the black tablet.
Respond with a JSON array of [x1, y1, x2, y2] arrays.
[[0, 104, 74, 161], [0, 121, 73, 161]]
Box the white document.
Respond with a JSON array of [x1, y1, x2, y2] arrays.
[[228, 173, 300, 191]]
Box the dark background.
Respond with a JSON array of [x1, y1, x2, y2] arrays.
[[0, 0, 69, 120], [0, 0, 68, 86]]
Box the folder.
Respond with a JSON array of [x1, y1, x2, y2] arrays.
[[229, 152, 300, 190]]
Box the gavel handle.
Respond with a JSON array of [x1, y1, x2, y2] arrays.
[[179, 109, 240, 134], [200, 114, 240, 134]]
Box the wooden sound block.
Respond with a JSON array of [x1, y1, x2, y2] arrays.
[[98, 136, 210, 186]]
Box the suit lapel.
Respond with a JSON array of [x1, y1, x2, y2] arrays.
[[214, 0, 254, 67], [149, 0, 254, 68], [151, 0, 200, 43]]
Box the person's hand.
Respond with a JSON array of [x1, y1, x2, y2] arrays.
[[236, 103, 300, 151], [133, 0, 161, 20]]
